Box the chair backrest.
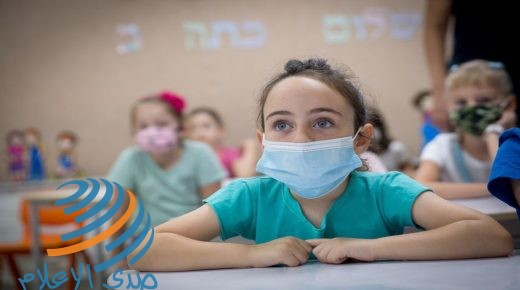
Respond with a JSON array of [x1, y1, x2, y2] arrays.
[[19, 199, 87, 226]]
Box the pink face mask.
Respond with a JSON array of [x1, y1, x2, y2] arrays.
[[135, 126, 178, 154]]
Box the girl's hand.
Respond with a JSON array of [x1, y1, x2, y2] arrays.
[[246, 237, 312, 267], [307, 238, 377, 264]]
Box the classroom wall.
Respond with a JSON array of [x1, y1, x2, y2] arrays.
[[0, 0, 431, 180]]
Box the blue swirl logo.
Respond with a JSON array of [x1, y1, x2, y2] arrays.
[[46, 178, 154, 273]]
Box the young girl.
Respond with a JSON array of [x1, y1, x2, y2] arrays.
[[128, 59, 512, 271], [107, 91, 227, 228], [185, 107, 261, 178], [416, 60, 517, 199]]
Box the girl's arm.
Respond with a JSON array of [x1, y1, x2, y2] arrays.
[[308, 192, 513, 263], [232, 138, 261, 177], [424, 0, 452, 130], [373, 191, 513, 260], [415, 160, 490, 199], [127, 204, 311, 271]]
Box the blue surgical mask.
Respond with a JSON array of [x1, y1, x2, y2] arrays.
[[256, 131, 362, 199]]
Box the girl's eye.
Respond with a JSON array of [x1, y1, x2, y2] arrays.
[[314, 119, 333, 129], [476, 97, 492, 105], [156, 122, 168, 128], [274, 121, 291, 131]]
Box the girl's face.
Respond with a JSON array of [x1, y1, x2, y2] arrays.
[[259, 76, 371, 152], [185, 113, 223, 147], [449, 84, 504, 110], [134, 102, 179, 133]]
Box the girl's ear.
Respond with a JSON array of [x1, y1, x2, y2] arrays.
[[256, 130, 264, 147], [354, 123, 373, 155], [504, 94, 517, 111]]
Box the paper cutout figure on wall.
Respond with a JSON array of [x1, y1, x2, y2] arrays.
[[5, 130, 26, 181], [55, 131, 81, 178], [25, 128, 46, 180]]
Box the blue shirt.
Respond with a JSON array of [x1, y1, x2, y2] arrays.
[[488, 128, 520, 218], [204, 171, 429, 243]]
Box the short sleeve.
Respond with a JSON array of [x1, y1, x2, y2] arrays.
[[203, 180, 257, 240], [419, 136, 445, 166], [377, 172, 430, 234], [106, 148, 137, 191], [488, 128, 520, 209], [193, 142, 227, 186]]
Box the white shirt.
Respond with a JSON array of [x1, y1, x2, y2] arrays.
[[420, 133, 491, 183]]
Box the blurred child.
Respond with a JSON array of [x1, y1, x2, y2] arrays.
[[5, 130, 25, 181], [25, 128, 46, 180], [411, 89, 440, 148], [367, 107, 415, 174], [416, 60, 517, 199], [128, 58, 512, 272], [107, 91, 226, 228], [488, 128, 520, 219], [55, 131, 80, 178], [185, 107, 261, 178]]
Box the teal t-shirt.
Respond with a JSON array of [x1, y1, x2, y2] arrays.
[[107, 140, 227, 227], [204, 171, 429, 243]]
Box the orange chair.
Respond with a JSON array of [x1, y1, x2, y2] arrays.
[[0, 199, 92, 290]]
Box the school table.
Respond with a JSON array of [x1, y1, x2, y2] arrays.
[[452, 196, 517, 220], [106, 251, 520, 290]]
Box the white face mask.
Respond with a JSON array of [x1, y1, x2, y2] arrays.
[[256, 130, 362, 199]]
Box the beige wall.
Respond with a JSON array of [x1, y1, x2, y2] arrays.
[[0, 0, 430, 180]]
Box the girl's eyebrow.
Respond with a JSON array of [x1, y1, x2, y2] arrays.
[[265, 110, 292, 121], [309, 107, 343, 116]]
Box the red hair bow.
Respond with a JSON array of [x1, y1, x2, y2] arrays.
[[160, 91, 186, 113]]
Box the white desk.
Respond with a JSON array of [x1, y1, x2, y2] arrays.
[[452, 196, 517, 220], [107, 252, 520, 290]]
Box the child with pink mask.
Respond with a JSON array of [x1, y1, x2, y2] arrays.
[[107, 91, 226, 228]]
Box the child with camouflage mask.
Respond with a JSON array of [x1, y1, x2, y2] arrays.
[[416, 60, 516, 199]]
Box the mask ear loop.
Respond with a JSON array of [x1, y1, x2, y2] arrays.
[[353, 126, 362, 140]]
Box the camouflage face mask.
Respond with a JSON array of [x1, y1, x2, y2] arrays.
[[449, 104, 503, 135]]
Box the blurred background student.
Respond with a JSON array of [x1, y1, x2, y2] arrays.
[[107, 92, 226, 228], [185, 107, 261, 178], [424, 0, 520, 130], [416, 60, 517, 199], [411, 89, 441, 148], [488, 128, 520, 219]]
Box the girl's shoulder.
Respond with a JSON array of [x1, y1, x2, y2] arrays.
[[429, 132, 458, 145], [183, 139, 215, 155], [500, 128, 520, 143], [350, 170, 425, 192], [118, 146, 147, 159]]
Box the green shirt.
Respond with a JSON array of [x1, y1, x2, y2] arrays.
[[107, 140, 227, 227], [204, 171, 429, 243]]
